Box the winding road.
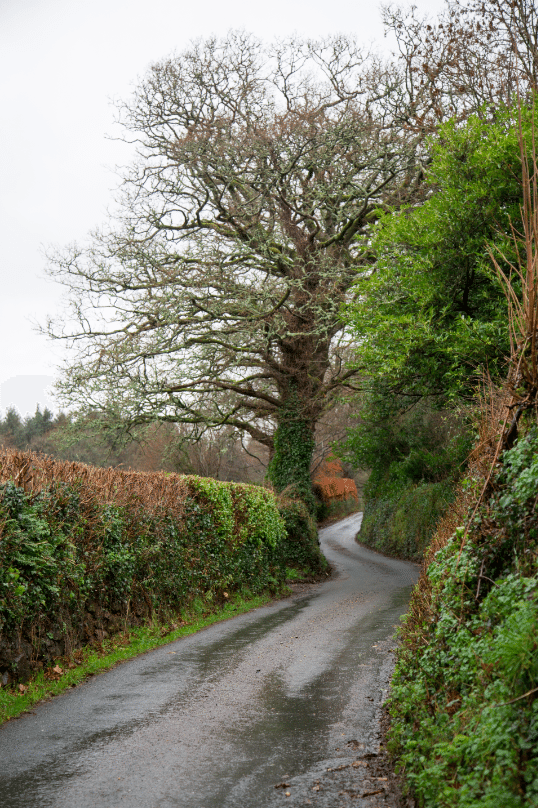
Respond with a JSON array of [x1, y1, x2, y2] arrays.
[[0, 513, 418, 807]]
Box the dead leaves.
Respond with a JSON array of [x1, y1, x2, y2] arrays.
[[273, 783, 291, 797], [44, 664, 64, 681]]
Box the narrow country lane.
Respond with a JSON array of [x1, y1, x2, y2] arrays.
[[0, 514, 418, 808]]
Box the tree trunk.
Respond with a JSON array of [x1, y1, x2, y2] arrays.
[[266, 390, 316, 513]]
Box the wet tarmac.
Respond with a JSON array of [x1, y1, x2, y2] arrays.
[[0, 513, 418, 807]]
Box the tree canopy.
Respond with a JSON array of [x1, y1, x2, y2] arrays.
[[344, 102, 536, 404], [46, 32, 426, 499], [45, 2, 538, 502]]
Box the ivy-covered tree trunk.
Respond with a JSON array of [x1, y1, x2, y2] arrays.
[[267, 391, 316, 513]]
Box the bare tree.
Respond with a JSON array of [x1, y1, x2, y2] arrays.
[[46, 32, 425, 502], [383, 0, 538, 134], [453, 0, 538, 92], [46, 11, 538, 500]]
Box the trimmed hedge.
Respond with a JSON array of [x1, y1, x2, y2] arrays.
[[0, 450, 288, 681]]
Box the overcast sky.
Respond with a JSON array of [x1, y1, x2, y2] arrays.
[[0, 0, 445, 417]]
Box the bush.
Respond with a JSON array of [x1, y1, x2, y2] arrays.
[[342, 394, 470, 561], [276, 496, 328, 575], [315, 495, 359, 523], [359, 480, 455, 560]]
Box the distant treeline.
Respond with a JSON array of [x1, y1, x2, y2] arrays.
[[0, 406, 59, 452], [0, 407, 267, 483]]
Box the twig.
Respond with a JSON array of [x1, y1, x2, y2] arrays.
[[476, 574, 499, 589], [456, 405, 509, 563], [500, 686, 538, 706], [475, 557, 486, 600]]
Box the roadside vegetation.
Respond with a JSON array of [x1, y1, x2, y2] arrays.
[[342, 397, 472, 560], [332, 1, 538, 799], [0, 590, 275, 725], [0, 448, 326, 695], [342, 97, 533, 560], [389, 422, 538, 806], [384, 97, 538, 805]]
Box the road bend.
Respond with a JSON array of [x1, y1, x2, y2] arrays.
[[0, 513, 418, 808]]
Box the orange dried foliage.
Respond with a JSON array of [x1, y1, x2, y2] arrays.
[[313, 476, 358, 504], [0, 446, 189, 518], [314, 457, 344, 478], [312, 457, 358, 504]]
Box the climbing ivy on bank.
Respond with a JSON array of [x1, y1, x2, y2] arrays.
[[389, 429, 538, 806], [276, 495, 327, 574]]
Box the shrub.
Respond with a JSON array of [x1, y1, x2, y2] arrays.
[[389, 429, 538, 806], [359, 480, 455, 560], [276, 495, 328, 574]]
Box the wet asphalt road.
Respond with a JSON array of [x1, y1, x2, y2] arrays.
[[0, 513, 418, 808]]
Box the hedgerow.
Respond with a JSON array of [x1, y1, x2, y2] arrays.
[[0, 449, 288, 682], [276, 495, 328, 574], [359, 480, 455, 561], [389, 428, 538, 806]]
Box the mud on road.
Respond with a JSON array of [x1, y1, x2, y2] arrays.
[[0, 513, 418, 808]]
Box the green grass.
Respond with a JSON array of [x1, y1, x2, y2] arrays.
[[0, 590, 281, 725]]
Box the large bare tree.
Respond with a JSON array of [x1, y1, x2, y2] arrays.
[[47, 32, 424, 502]]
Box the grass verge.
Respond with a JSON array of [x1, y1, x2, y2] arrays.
[[0, 590, 281, 726]]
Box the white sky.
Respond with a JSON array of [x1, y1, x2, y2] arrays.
[[0, 0, 445, 417]]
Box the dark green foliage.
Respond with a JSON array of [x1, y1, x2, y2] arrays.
[[0, 406, 56, 450], [359, 481, 455, 561], [0, 475, 286, 678], [276, 496, 328, 575], [315, 496, 359, 524], [0, 483, 89, 631], [342, 395, 471, 560], [389, 429, 538, 806], [343, 394, 471, 490], [267, 391, 316, 513], [345, 103, 537, 402]]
